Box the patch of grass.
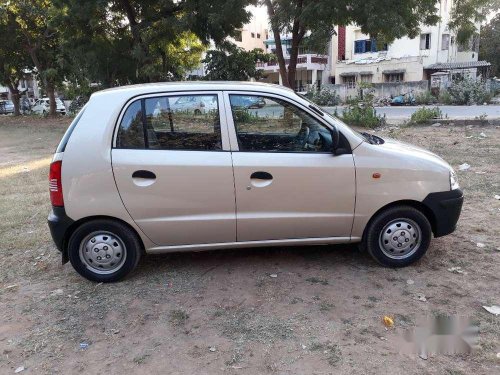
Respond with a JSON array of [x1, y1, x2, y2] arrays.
[[133, 353, 151, 365], [319, 301, 334, 312], [305, 277, 329, 285], [169, 309, 189, 325], [409, 106, 442, 124]]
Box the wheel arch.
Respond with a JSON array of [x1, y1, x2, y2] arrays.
[[361, 200, 437, 240], [61, 215, 146, 264]]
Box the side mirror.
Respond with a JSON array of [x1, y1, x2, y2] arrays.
[[331, 127, 340, 154]]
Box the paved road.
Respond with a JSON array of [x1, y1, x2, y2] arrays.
[[323, 105, 500, 119]]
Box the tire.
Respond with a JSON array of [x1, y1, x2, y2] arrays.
[[67, 219, 141, 282], [363, 205, 432, 267]]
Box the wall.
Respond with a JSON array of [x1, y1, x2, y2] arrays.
[[324, 81, 429, 102]]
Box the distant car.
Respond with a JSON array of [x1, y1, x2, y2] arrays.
[[230, 95, 266, 109], [32, 98, 66, 115], [0, 100, 14, 114], [168, 95, 217, 114]]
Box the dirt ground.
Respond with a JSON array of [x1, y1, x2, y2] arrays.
[[0, 115, 499, 375]]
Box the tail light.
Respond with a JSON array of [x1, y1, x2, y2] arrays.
[[49, 160, 64, 207]]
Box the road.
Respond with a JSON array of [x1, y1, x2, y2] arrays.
[[323, 105, 500, 120]]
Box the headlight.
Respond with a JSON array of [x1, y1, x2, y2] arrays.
[[450, 170, 459, 190]]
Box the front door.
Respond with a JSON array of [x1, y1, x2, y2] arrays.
[[225, 92, 355, 242], [112, 92, 236, 246]]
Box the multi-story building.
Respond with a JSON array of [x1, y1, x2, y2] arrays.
[[331, 0, 489, 88], [257, 36, 329, 91]]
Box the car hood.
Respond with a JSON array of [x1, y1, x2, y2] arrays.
[[378, 137, 452, 170]]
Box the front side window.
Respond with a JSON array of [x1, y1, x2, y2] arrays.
[[116, 94, 221, 151], [229, 95, 333, 153]]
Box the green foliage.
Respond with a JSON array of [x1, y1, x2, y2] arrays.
[[446, 77, 492, 105], [203, 43, 270, 81], [438, 90, 453, 104], [341, 88, 385, 128], [409, 107, 443, 124], [305, 87, 340, 106], [479, 13, 500, 78], [415, 91, 437, 105]]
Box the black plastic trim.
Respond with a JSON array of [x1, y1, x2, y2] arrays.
[[48, 206, 74, 261], [422, 189, 463, 237]]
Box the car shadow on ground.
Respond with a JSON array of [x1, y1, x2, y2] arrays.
[[133, 243, 376, 279]]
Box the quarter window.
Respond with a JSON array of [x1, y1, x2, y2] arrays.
[[116, 94, 222, 151], [229, 95, 333, 153]]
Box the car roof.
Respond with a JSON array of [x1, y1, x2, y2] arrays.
[[94, 81, 294, 99]]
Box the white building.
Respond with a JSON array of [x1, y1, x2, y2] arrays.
[[331, 0, 488, 86], [0, 75, 40, 101]]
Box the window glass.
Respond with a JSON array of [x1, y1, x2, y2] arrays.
[[116, 100, 145, 149], [144, 94, 221, 150], [229, 95, 333, 153]]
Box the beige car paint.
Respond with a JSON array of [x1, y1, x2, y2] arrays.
[[58, 82, 456, 254]]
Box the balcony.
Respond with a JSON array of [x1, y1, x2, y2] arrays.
[[256, 54, 329, 72]]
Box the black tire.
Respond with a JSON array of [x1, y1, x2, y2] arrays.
[[68, 219, 141, 282], [363, 205, 432, 267]]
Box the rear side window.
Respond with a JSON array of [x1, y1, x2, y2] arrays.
[[55, 105, 86, 153], [116, 101, 145, 149], [116, 94, 222, 151]]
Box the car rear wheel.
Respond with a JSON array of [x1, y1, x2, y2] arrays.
[[68, 219, 141, 282], [363, 205, 432, 267]]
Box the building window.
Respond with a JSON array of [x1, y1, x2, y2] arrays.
[[234, 31, 242, 42], [441, 34, 450, 50], [384, 73, 404, 83], [354, 39, 387, 54], [251, 32, 255, 38], [257, 33, 261, 39], [420, 33, 431, 50], [360, 74, 372, 83], [342, 75, 356, 88]]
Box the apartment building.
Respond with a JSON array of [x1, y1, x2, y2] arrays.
[[331, 0, 489, 87]]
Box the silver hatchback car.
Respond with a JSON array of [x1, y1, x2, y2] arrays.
[[48, 82, 463, 282]]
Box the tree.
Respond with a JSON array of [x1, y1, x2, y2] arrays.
[[263, 0, 498, 89], [203, 43, 271, 80], [4, 0, 67, 116], [0, 9, 32, 116], [479, 13, 500, 77]]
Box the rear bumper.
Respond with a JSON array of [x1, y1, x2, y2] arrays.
[[422, 189, 463, 237], [48, 206, 74, 252]]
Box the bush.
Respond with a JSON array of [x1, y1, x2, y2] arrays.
[[415, 91, 437, 105], [306, 87, 340, 106], [342, 103, 385, 128], [446, 78, 492, 105], [409, 106, 443, 124], [438, 90, 453, 104]]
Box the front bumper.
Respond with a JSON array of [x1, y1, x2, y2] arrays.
[[422, 189, 463, 237], [48, 206, 74, 253]]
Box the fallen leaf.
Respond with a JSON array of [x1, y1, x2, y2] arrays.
[[476, 243, 486, 248], [383, 316, 394, 328], [269, 274, 278, 278], [209, 346, 216, 352], [482, 306, 500, 316], [447, 267, 468, 275], [14, 367, 25, 373]]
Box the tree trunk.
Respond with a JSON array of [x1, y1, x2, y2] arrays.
[[46, 83, 56, 116], [265, 0, 290, 87], [7, 82, 20, 116]]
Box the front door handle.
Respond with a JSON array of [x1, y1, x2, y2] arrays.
[[250, 171, 273, 180], [132, 170, 156, 179]]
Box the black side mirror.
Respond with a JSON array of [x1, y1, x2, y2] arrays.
[[331, 127, 340, 154]]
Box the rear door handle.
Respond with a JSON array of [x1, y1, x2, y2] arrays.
[[250, 171, 273, 180], [132, 170, 156, 179]]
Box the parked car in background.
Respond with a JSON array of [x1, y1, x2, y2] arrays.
[[32, 97, 66, 115], [48, 82, 463, 282], [0, 100, 15, 114], [168, 95, 218, 114]]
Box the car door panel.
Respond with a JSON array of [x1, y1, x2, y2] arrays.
[[232, 152, 355, 241], [112, 91, 236, 246], [224, 91, 356, 242]]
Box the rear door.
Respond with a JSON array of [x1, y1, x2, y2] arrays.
[[224, 91, 356, 242], [112, 91, 236, 246]]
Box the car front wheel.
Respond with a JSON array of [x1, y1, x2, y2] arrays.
[[67, 219, 141, 282], [363, 205, 432, 267]]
